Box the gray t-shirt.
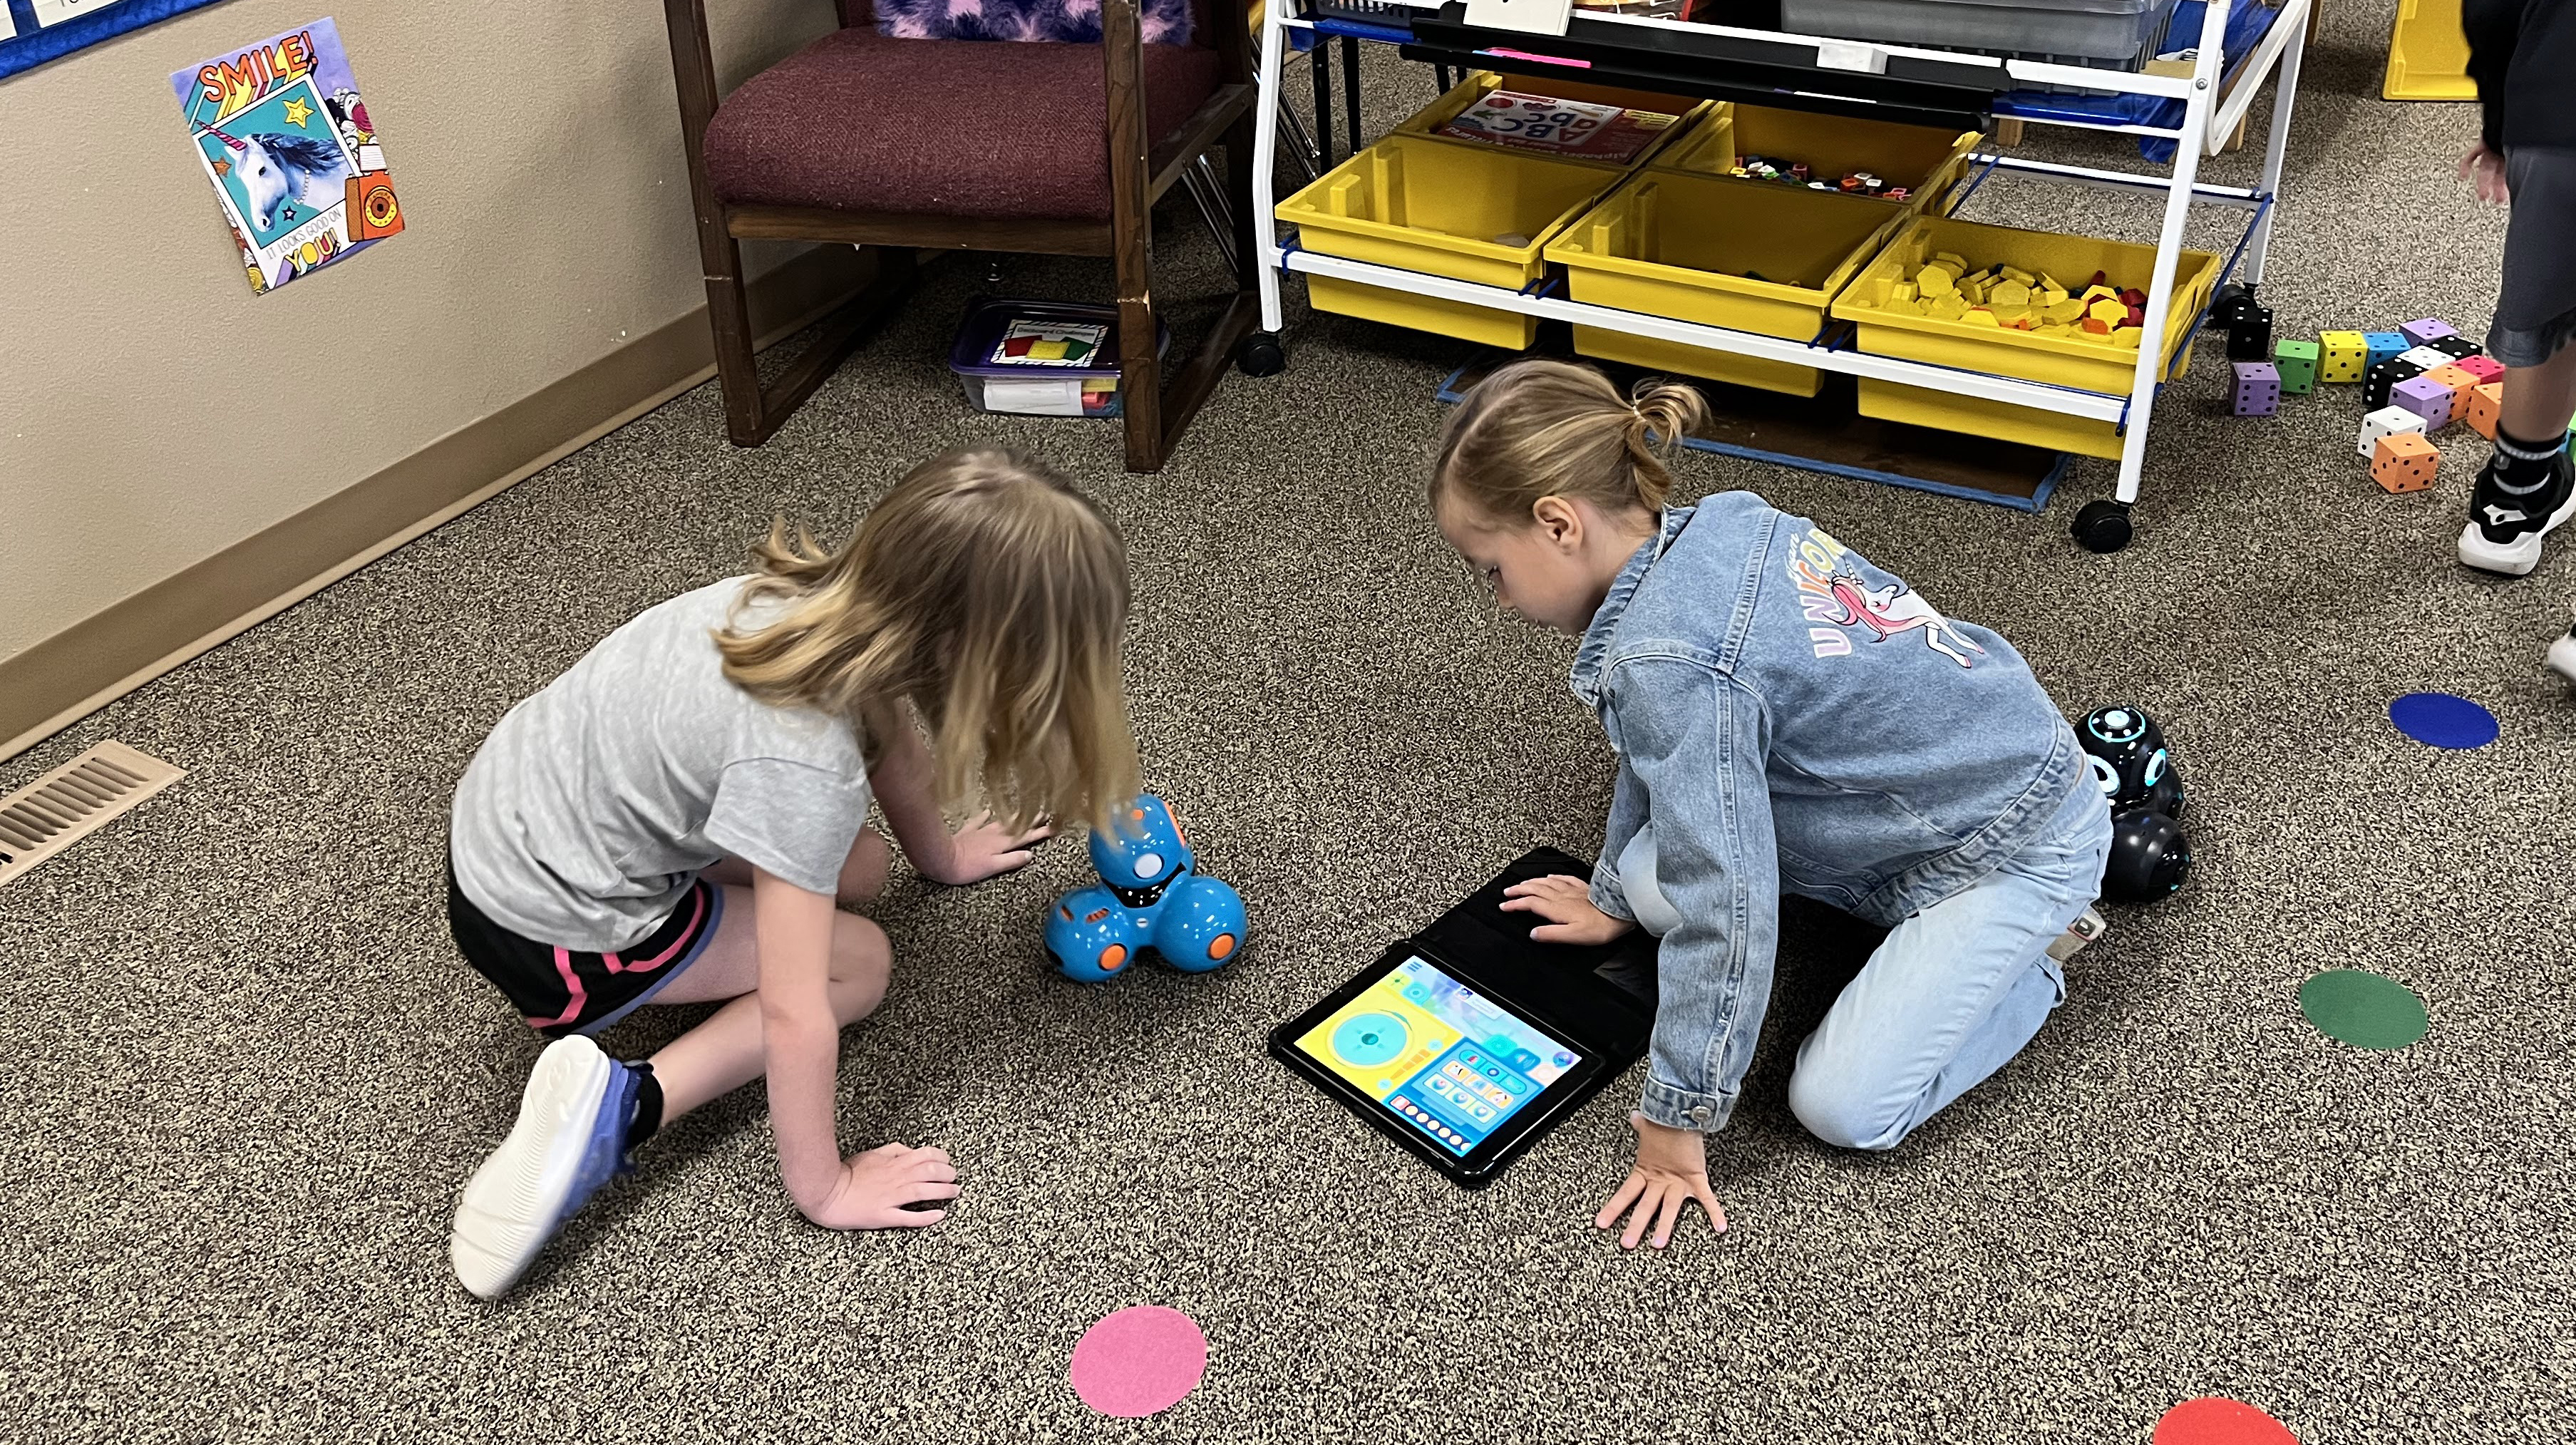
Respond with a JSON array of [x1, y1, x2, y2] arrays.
[[450, 577, 872, 952]]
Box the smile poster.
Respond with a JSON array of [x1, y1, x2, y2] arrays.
[[169, 16, 402, 294]]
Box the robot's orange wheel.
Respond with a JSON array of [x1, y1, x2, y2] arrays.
[[1207, 933, 1237, 962], [1098, 945, 1128, 973]]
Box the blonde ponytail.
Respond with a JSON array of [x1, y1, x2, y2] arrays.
[[1431, 359, 1704, 526]]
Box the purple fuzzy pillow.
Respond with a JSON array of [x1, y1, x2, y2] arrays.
[[877, 0, 1197, 44]]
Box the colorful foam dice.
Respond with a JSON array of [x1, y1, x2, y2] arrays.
[[2232, 360, 2282, 416], [2455, 354, 2506, 386], [2358, 404, 2430, 458], [2466, 381, 2505, 439], [2366, 357, 2428, 408], [2426, 363, 2481, 408], [2391, 373, 2458, 430], [2319, 330, 2367, 383], [2424, 334, 2483, 361], [2371, 431, 2441, 493], [2397, 344, 2455, 371], [2399, 318, 2460, 348], [2272, 338, 2319, 394], [2364, 332, 2408, 371], [2227, 307, 2275, 362]]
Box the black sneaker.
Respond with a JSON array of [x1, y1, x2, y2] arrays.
[[2459, 446, 2575, 576]]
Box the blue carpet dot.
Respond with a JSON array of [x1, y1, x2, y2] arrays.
[[2389, 691, 2498, 749]]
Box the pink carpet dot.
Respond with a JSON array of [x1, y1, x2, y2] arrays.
[[1068, 1306, 1207, 1418], [2155, 1397, 2300, 1445]]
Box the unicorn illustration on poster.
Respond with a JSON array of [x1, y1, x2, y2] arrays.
[[170, 17, 402, 295]]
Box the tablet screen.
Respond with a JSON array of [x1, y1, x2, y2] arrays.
[[1290, 955, 1583, 1157]]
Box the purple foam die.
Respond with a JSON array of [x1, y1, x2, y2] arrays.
[[2399, 317, 2459, 347], [2230, 359, 2281, 416], [2390, 373, 2457, 429]]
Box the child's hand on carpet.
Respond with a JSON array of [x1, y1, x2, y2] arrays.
[[808, 1142, 960, 1229], [1500, 874, 1636, 945], [921, 812, 1053, 886], [1594, 1115, 1727, 1250]]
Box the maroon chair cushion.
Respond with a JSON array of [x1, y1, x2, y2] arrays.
[[703, 29, 1223, 223]]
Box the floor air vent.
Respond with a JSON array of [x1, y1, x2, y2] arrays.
[[0, 741, 185, 889]]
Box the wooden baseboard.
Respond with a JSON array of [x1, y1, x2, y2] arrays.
[[0, 244, 876, 764]]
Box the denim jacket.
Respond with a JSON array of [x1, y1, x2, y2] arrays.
[[1572, 495, 2085, 1133]]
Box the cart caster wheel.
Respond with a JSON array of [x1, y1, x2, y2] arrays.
[[2208, 280, 2258, 331], [2073, 500, 2133, 553], [1236, 331, 1286, 377]]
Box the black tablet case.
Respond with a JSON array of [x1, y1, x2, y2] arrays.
[[1416, 845, 1659, 1061], [1273, 845, 1661, 1187]]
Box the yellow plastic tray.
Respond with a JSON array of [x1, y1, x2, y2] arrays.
[[1276, 134, 1620, 349], [1544, 170, 1908, 397], [1391, 70, 1716, 172], [2384, 0, 2476, 102], [1654, 103, 1980, 213], [1829, 215, 2220, 458]]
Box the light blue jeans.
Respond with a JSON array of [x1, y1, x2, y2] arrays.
[[1620, 780, 2112, 1151], [1785, 782, 2112, 1150]]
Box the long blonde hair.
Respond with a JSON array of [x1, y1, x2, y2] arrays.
[[716, 448, 1140, 833], [1431, 359, 1708, 526]]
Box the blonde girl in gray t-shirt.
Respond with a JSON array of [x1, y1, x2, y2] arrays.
[[445, 448, 1139, 1300]]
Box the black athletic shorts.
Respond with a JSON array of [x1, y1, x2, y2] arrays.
[[2494, 147, 2576, 369], [446, 863, 725, 1038]]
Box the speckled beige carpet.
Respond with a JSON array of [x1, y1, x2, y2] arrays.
[[6, 6, 2572, 1441]]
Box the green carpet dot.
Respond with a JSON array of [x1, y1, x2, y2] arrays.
[[2299, 970, 2429, 1050]]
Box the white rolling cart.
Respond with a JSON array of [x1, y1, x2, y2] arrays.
[[1235, 0, 2312, 551]]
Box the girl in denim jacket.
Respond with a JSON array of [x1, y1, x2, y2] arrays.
[[1432, 360, 2113, 1253]]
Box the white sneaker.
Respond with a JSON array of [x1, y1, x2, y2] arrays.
[[2458, 448, 2575, 577], [2550, 603, 2576, 685], [450, 1034, 634, 1300]]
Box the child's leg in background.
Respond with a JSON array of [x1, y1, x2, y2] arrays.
[[2498, 342, 2576, 443], [1787, 786, 2112, 1151], [2462, 147, 2576, 576]]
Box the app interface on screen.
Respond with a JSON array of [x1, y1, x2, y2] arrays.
[[1296, 956, 1580, 1157]]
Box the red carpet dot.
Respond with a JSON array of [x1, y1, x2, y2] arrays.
[[1069, 1306, 1207, 1418], [2155, 1397, 2300, 1444]]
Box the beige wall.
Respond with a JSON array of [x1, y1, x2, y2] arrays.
[[0, 0, 838, 666]]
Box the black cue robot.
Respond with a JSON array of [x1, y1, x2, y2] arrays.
[[2078, 705, 2193, 903]]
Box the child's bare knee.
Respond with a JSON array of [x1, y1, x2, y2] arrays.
[[839, 828, 891, 905], [828, 914, 891, 1022]]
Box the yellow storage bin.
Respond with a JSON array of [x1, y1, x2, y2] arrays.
[[1277, 134, 1619, 349], [1829, 215, 2220, 458], [1544, 170, 1908, 397], [1654, 103, 1979, 212], [2384, 0, 2476, 101], [1392, 70, 1717, 171]]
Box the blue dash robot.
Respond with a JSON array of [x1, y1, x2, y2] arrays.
[[1045, 795, 1247, 982]]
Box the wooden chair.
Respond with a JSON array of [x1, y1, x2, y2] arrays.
[[661, 0, 1264, 473]]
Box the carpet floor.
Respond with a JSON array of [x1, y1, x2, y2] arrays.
[[6, 6, 2571, 1441]]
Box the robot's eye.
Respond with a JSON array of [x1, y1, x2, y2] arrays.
[[2088, 756, 2121, 796], [2143, 749, 2166, 786], [1131, 851, 1165, 879]]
